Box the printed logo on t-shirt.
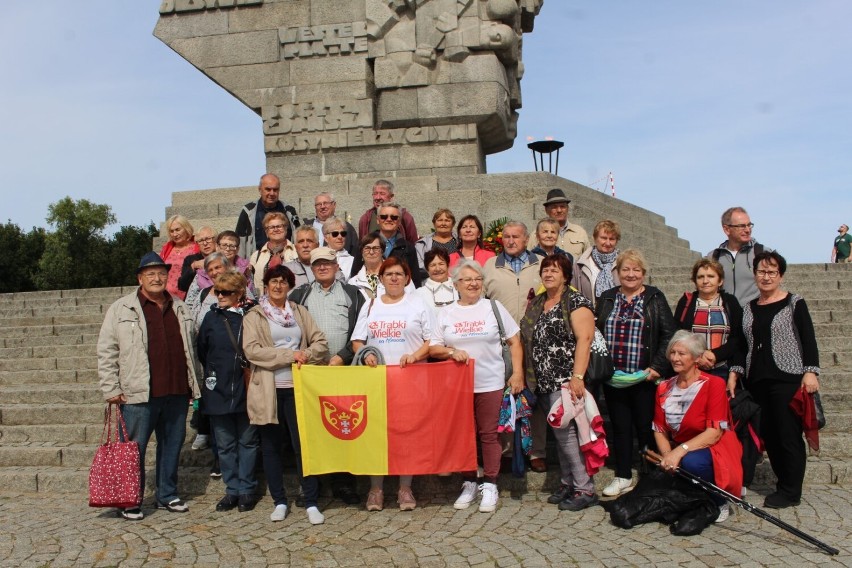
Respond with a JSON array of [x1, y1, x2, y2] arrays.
[[368, 320, 407, 343], [453, 320, 488, 337]]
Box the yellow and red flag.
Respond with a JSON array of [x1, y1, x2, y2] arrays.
[[294, 361, 476, 476]]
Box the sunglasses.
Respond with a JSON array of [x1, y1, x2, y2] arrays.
[[379, 214, 400, 221], [326, 230, 347, 238], [214, 289, 237, 297]]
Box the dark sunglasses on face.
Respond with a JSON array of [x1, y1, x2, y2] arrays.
[[379, 214, 400, 221], [214, 289, 237, 297], [326, 230, 347, 238]]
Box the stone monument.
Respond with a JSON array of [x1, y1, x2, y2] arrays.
[[153, 0, 699, 268], [155, 0, 544, 179]]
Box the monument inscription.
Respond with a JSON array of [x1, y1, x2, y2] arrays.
[[155, 0, 544, 177]]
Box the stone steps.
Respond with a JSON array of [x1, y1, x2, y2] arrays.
[[0, 456, 844, 497], [0, 369, 97, 386]]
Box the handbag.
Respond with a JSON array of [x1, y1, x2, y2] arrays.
[[489, 299, 513, 381], [88, 404, 141, 509], [814, 392, 826, 430], [560, 295, 614, 385], [585, 327, 614, 385]]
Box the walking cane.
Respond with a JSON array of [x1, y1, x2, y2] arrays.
[[644, 449, 839, 556]]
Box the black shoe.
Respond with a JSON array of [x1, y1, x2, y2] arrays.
[[558, 492, 599, 512], [238, 495, 257, 512], [155, 498, 189, 513], [333, 486, 360, 505], [547, 484, 572, 505], [119, 507, 144, 520], [216, 495, 239, 512], [764, 492, 800, 509], [210, 459, 222, 479]]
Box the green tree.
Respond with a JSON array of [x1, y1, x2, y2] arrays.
[[105, 223, 160, 285], [35, 197, 116, 290], [0, 221, 46, 293]]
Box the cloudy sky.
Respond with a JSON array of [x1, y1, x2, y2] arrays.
[[1, 1, 849, 263]]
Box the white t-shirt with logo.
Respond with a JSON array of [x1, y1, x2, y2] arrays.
[[431, 298, 519, 393], [352, 294, 434, 365]]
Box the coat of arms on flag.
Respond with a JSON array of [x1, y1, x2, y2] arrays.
[[294, 361, 477, 476]]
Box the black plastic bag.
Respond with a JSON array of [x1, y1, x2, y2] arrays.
[[606, 468, 718, 535]]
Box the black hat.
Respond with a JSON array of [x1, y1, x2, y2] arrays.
[[136, 252, 171, 274], [543, 189, 571, 206]]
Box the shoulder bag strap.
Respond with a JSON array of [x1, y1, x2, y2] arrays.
[[490, 299, 507, 345], [220, 314, 245, 361]]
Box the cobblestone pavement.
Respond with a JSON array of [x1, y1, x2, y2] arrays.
[[0, 484, 849, 567]]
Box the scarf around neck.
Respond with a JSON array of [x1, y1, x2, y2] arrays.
[[592, 248, 619, 298], [259, 295, 296, 327]]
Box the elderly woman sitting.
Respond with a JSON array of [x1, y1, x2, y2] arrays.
[[654, 331, 743, 523], [609, 331, 743, 534]]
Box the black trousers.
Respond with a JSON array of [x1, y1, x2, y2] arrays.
[[748, 379, 805, 501], [603, 381, 657, 479]]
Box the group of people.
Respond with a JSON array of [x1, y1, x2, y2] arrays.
[[97, 176, 820, 531]]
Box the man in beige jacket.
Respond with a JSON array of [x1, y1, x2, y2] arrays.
[[98, 252, 201, 521]]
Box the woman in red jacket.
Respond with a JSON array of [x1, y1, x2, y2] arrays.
[[654, 330, 743, 523]]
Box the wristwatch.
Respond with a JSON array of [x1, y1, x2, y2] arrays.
[[448, 348, 455, 357], [680, 444, 689, 453], [571, 373, 584, 381]]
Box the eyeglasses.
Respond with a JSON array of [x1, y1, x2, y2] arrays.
[[756, 270, 779, 278], [313, 261, 336, 269], [214, 289, 237, 297], [458, 277, 483, 284], [326, 230, 347, 238], [141, 271, 168, 280], [218, 243, 238, 250], [363, 245, 382, 253], [267, 278, 288, 287], [315, 201, 335, 208], [266, 224, 286, 232], [725, 223, 754, 230], [382, 272, 406, 279], [379, 214, 400, 221], [196, 237, 215, 244]]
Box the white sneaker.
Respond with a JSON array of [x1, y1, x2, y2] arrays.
[[602, 477, 634, 497], [270, 504, 288, 522], [478, 483, 499, 513], [715, 504, 730, 523], [453, 481, 478, 510], [306, 506, 325, 525], [191, 434, 210, 451], [741, 487, 748, 498]]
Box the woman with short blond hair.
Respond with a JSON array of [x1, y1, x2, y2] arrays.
[[160, 214, 199, 300]]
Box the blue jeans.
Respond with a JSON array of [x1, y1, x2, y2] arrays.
[[258, 388, 319, 507], [210, 413, 259, 497], [121, 395, 189, 505], [681, 448, 725, 506]]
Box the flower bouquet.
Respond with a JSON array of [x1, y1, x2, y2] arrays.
[[482, 216, 509, 254]]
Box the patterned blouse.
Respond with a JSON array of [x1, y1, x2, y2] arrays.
[[605, 292, 646, 373], [691, 296, 730, 367], [531, 293, 593, 395]]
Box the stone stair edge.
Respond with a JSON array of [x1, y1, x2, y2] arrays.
[[0, 456, 845, 496]]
